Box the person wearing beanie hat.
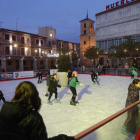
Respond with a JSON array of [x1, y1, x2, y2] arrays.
[[70, 71, 84, 106]]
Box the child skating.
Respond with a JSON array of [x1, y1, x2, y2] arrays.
[[67, 69, 72, 86], [47, 73, 63, 105], [70, 71, 84, 106], [0, 90, 5, 103], [131, 69, 138, 79], [91, 71, 100, 85], [43, 72, 51, 96], [129, 66, 136, 79], [36, 70, 43, 83]]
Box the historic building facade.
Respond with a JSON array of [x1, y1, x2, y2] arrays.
[[0, 27, 80, 72]]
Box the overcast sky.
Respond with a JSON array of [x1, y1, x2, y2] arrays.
[[0, 0, 120, 43]]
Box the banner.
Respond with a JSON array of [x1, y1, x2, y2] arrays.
[[50, 69, 58, 75], [13, 71, 34, 79], [0, 72, 13, 80]]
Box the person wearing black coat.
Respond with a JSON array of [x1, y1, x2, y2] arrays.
[[102, 65, 106, 74], [36, 70, 43, 83], [0, 90, 5, 103], [0, 81, 75, 140], [91, 71, 99, 85], [67, 69, 72, 86], [47, 73, 63, 105]]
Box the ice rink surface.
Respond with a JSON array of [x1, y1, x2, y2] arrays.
[[0, 75, 136, 139]]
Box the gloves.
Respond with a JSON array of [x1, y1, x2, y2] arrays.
[[58, 134, 75, 140]]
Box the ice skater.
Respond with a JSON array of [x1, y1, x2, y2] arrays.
[[47, 73, 63, 105], [129, 66, 136, 79], [0, 90, 5, 103], [67, 69, 72, 86], [70, 71, 84, 106], [91, 71, 100, 85], [36, 70, 43, 83], [43, 72, 51, 96], [131, 69, 138, 79]]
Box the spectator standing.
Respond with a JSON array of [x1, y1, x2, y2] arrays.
[[1, 68, 5, 72], [106, 63, 110, 74], [102, 65, 106, 74], [97, 64, 102, 75], [112, 63, 117, 75], [125, 63, 129, 75], [81, 65, 85, 73], [0, 81, 75, 140], [118, 63, 122, 75]]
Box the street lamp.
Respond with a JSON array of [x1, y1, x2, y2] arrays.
[[14, 44, 17, 47]]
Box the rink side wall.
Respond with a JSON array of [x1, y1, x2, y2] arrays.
[[0, 74, 139, 82]]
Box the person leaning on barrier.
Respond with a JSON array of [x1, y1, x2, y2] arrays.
[[121, 79, 140, 137], [0, 81, 75, 140]]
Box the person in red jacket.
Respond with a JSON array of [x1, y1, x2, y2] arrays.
[[0, 81, 75, 140]]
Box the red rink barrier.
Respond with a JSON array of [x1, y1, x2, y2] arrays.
[[0, 73, 139, 82]]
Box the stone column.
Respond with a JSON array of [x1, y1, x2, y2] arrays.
[[19, 59, 24, 71], [45, 59, 48, 69], [1, 56, 6, 72], [33, 59, 37, 70]]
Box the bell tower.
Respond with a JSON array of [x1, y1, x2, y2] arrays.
[[79, 12, 96, 67]]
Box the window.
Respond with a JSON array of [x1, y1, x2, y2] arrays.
[[84, 41, 86, 44], [84, 23, 86, 28], [21, 48, 25, 55], [7, 61, 11, 65], [21, 37, 24, 44], [136, 35, 140, 42], [40, 61, 43, 65], [41, 40, 44, 45], [62, 44, 64, 47], [5, 46, 10, 55], [36, 39, 39, 44], [13, 47, 16, 55], [12, 35, 16, 41], [49, 50, 51, 53], [59, 43, 61, 47], [0, 60, 1, 66], [23, 60, 26, 65], [5, 34, 9, 40], [91, 23, 92, 28], [67, 45, 69, 50], [84, 30, 86, 34]]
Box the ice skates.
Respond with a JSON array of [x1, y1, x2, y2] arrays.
[[74, 100, 79, 104], [45, 93, 48, 96], [70, 100, 76, 106], [54, 99, 60, 103], [47, 100, 52, 105]]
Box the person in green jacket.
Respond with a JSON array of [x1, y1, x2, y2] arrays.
[[43, 72, 51, 96], [70, 71, 84, 106], [129, 66, 136, 79]]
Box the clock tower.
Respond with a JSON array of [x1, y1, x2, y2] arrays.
[[79, 12, 96, 67]]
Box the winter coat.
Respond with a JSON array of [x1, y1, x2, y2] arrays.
[[106, 65, 110, 68], [70, 77, 81, 88], [112, 65, 117, 69], [0, 91, 4, 99], [81, 66, 85, 71], [129, 67, 136, 73], [36, 72, 43, 78], [67, 72, 72, 78], [43, 76, 51, 86], [118, 65, 122, 71], [97, 66, 102, 72], [0, 102, 60, 140], [125, 83, 140, 107], [132, 70, 138, 76], [49, 79, 61, 93], [91, 73, 97, 79]]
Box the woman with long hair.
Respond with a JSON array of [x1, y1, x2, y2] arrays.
[[0, 81, 74, 140], [121, 79, 140, 137]]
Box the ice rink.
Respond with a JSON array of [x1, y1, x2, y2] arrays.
[[0, 75, 136, 139]]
